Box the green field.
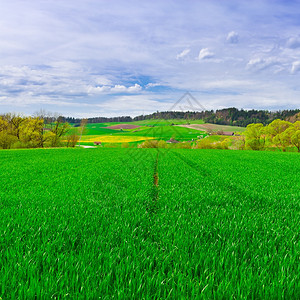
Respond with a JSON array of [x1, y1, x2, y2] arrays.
[[75, 120, 208, 145], [70, 120, 246, 146], [0, 148, 299, 298]]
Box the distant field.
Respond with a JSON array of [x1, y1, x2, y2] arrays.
[[78, 120, 208, 143], [80, 134, 154, 143], [76, 120, 245, 145], [177, 123, 246, 132], [0, 148, 299, 298]]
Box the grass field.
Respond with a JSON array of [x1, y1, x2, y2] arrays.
[[76, 119, 211, 144], [74, 120, 245, 146], [0, 148, 299, 298]]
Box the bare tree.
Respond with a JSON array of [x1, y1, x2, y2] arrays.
[[78, 119, 88, 146]]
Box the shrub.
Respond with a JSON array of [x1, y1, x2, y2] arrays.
[[121, 142, 130, 148], [194, 138, 215, 149], [175, 142, 192, 149], [65, 134, 79, 147], [139, 140, 160, 148]]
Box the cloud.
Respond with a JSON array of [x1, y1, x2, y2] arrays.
[[94, 76, 113, 86], [93, 94, 171, 117], [287, 37, 300, 49], [198, 48, 214, 60], [291, 61, 300, 74], [1, 0, 300, 116], [128, 83, 142, 92], [202, 79, 254, 89], [146, 83, 162, 88], [88, 83, 142, 94], [176, 49, 190, 59], [226, 31, 239, 44], [87, 85, 111, 93], [111, 85, 127, 92], [246, 57, 281, 71]]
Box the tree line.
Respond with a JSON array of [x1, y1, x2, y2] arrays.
[[62, 108, 300, 127], [244, 119, 300, 152], [0, 114, 82, 149]]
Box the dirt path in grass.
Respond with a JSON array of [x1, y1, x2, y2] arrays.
[[176, 123, 245, 132], [176, 124, 209, 131]]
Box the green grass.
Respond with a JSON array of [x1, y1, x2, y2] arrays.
[[71, 120, 245, 144], [0, 148, 299, 298], [118, 125, 204, 141], [83, 124, 117, 135], [78, 120, 206, 141]]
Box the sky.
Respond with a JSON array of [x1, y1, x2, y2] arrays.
[[1, 0, 300, 117]]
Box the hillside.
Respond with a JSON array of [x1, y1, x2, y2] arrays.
[[77, 119, 245, 146], [64, 108, 300, 127]]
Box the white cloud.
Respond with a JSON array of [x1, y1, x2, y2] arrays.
[[88, 83, 142, 94], [246, 57, 281, 71], [94, 76, 113, 86], [198, 48, 214, 60], [287, 37, 300, 49], [226, 31, 239, 44], [87, 85, 111, 93], [176, 48, 190, 59], [202, 79, 254, 89], [128, 83, 142, 92], [291, 61, 300, 74], [111, 85, 127, 92], [146, 83, 162, 88], [1, 1, 300, 115], [94, 94, 170, 116]]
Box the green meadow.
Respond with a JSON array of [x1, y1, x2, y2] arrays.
[[75, 120, 228, 146], [0, 148, 299, 298]]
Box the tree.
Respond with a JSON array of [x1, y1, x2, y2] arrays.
[[78, 119, 88, 146], [0, 116, 17, 149], [50, 119, 71, 147], [281, 121, 300, 152], [19, 117, 47, 148], [244, 123, 266, 150], [291, 130, 300, 152], [266, 119, 292, 151], [65, 133, 79, 147], [0, 131, 17, 149], [0, 118, 9, 132], [10, 114, 26, 140]]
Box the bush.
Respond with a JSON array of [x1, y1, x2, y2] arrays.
[[175, 142, 192, 149], [194, 138, 215, 149], [158, 140, 167, 148], [104, 143, 120, 148], [121, 142, 130, 148], [139, 140, 160, 148], [0, 132, 18, 149], [65, 134, 79, 147]]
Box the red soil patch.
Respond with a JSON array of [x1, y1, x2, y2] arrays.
[[106, 124, 140, 130]]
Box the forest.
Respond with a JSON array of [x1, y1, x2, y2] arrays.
[[63, 108, 300, 127]]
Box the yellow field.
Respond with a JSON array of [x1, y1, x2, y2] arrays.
[[80, 135, 154, 143]]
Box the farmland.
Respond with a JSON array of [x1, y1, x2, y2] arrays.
[[0, 148, 299, 298], [76, 119, 244, 146]]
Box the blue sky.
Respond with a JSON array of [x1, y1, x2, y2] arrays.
[[1, 0, 300, 117]]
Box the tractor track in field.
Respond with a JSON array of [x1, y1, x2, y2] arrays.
[[152, 152, 159, 202], [172, 151, 267, 207], [172, 151, 211, 177], [146, 152, 159, 215], [153, 153, 159, 188]]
